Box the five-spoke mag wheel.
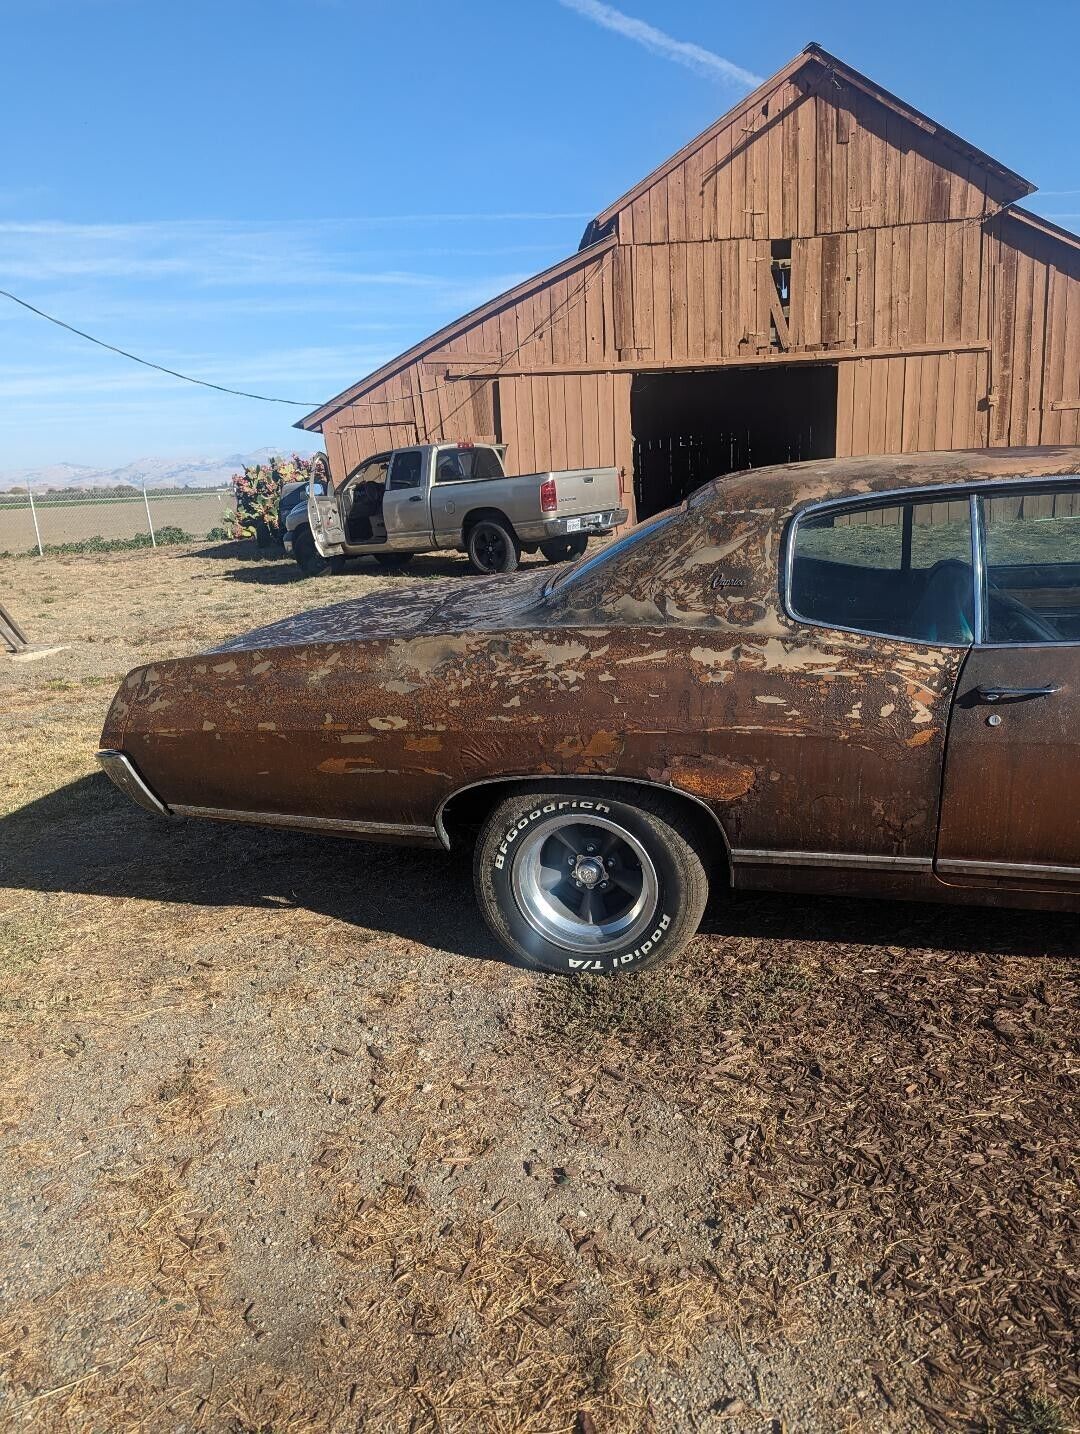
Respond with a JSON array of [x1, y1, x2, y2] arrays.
[[473, 786, 711, 974], [511, 813, 659, 954]]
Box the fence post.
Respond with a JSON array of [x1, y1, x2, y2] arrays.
[[142, 482, 157, 548], [27, 485, 44, 556]]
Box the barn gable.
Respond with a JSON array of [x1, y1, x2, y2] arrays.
[[298, 43, 1078, 522]]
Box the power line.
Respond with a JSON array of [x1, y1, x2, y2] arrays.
[[0, 287, 320, 406]]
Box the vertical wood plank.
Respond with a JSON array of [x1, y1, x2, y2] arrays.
[[670, 243, 689, 360], [902, 356, 923, 451], [850, 359, 871, 454], [685, 144, 703, 242], [670, 164, 687, 244], [652, 243, 672, 359], [685, 240, 705, 361], [884, 354, 906, 451], [612, 372, 633, 518], [835, 361, 855, 456], [796, 90, 816, 237], [564, 374, 584, 468]]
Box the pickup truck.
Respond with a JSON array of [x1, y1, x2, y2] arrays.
[[284, 443, 627, 577]]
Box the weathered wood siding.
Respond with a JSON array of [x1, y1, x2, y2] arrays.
[[317, 62, 1078, 499]]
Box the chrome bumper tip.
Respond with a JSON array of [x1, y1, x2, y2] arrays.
[[96, 750, 174, 818]]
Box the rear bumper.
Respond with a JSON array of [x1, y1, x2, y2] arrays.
[[529, 507, 628, 541], [97, 749, 173, 818]]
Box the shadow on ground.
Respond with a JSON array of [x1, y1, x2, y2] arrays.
[[173, 543, 549, 586], [4, 774, 1077, 966]]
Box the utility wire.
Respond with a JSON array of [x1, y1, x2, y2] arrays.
[[0, 287, 320, 406]]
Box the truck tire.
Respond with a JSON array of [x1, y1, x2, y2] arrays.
[[294, 527, 344, 577], [473, 786, 710, 975], [373, 552, 414, 569], [466, 518, 520, 575], [540, 535, 588, 564]]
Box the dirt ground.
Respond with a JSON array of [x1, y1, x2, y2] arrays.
[[0, 541, 1077, 1434]]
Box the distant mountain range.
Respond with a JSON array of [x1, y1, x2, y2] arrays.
[[0, 447, 318, 492]]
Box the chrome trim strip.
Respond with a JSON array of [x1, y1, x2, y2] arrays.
[[97, 749, 173, 819], [434, 774, 733, 863], [169, 804, 440, 844], [937, 858, 1080, 881], [733, 848, 933, 872], [970, 492, 987, 644]]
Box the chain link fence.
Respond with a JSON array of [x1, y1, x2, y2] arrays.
[[0, 487, 235, 556]]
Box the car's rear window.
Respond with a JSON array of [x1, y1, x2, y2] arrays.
[[434, 447, 503, 482], [545, 512, 681, 597]]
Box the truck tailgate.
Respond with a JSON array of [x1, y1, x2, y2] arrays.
[[548, 467, 621, 516]]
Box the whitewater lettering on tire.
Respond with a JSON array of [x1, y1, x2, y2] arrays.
[[565, 913, 672, 971], [493, 799, 611, 870]]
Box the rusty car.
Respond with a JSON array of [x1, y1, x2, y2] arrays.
[[98, 447, 1080, 974]]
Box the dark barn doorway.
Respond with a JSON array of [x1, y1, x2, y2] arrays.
[[631, 364, 838, 519]]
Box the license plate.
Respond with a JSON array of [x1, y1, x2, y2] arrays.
[[565, 517, 582, 532]]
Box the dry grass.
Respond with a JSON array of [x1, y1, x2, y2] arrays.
[[1, 543, 1078, 1432]]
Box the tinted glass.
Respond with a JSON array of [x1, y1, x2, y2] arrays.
[[388, 451, 422, 490], [790, 496, 973, 643], [982, 485, 1080, 643], [433, 447, 503, 483]]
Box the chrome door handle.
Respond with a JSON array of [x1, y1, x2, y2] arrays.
[[975, 684, 1061, 703]]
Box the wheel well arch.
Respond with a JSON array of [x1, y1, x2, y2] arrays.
[[436, 775, 732, 879], [461, 506, 517, 538]]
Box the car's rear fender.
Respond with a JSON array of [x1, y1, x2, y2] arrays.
[[436, 773, 733, 883]]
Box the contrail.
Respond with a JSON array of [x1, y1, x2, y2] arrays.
[[558, 0, 761, 87]]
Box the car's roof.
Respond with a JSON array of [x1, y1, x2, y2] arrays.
[[694, 446, 1080, 514]]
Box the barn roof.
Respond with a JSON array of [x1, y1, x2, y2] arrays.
[[296, 42, 1047, 435]]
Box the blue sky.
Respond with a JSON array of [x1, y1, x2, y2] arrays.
[[1, 0, 1077, 469]]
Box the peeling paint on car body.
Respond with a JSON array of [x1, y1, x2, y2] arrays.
[[98, 448, 1080, 912]]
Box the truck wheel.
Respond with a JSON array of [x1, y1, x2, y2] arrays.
[[373, 552, 413, 569], [466, 519, 520, 575], [540, 536, 588, 564], [294, 528, 343, 577], [473, 787, 710, 975]]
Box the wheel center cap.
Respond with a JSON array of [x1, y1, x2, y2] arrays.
[[573, 857, 605, 889]]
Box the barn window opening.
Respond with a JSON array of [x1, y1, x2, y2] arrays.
[[769, 239, 792, 350]]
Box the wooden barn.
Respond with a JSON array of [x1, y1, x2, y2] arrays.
[[296, 42, 1080, 523]]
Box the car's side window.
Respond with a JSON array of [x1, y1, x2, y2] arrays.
[[789, 494, 974, 644], [981, 484, 1080, 644], [387, 450, 422, 490]]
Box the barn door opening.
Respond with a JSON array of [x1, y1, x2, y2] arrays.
[[630, 364, 838, 520]]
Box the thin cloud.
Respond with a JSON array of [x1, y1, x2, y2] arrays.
[[558, 0, 761, 87]]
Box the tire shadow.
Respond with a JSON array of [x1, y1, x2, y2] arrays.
[[3, 774, 1077, 967]]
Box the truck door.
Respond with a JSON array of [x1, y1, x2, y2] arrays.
[[382, 449, 433, 546], [936, 482, 1080, 892], [308, 468, 345, 555]]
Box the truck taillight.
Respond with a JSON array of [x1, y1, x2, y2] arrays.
[[540, 478, 557, 512]]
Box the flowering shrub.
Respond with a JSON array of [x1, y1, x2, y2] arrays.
[[229, 453, 320, 547]]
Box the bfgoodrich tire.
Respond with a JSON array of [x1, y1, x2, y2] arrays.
[[473, 787, 710, 975]]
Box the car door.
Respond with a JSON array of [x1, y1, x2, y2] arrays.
[[936, 480, 1080, 889], [308, 468, 345, 554], [382, 449, 432, 547], [750, 487, 977, 867]]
